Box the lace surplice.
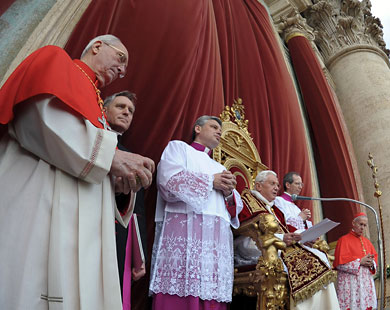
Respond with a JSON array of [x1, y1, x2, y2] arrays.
[[275, 196, 312, 231], [165, 170, 213, 213], [150, 141, 243, 302], [336, 259, 377, 310], [150, 213, 234, 302]]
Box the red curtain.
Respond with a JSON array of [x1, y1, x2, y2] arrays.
[[287, 35, 360, 241], [212, 0, 313, 203], [65, 1, 316, 308]]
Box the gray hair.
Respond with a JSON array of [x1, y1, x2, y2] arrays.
[[255, 170, 277, 184], [81, 34, 122, 58], [192, 115, 222, 141], [104, 90, 137, 108]]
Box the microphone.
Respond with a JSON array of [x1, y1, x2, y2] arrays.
[[290, 193, 385, 310], [291, 194, 312, 201]]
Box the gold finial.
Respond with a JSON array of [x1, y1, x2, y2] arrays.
[[220, 105, 232, 122], [367, 153, 382, 197], [367, 153, 386, 308], [220, 98, 249, 134], [231, 98, 249, 134]]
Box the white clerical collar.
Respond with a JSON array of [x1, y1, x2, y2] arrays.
[[190, 141, 212, 156], [251, 190, 285, 226], [250, 190, 275, 208]]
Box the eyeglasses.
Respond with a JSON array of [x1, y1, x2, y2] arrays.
[[103, 42, 127, 78], [293, 182, 304, 187]]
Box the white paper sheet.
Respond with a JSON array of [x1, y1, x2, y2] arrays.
[[299, 218, 339, 243]]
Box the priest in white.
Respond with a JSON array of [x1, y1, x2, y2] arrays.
[[0, 35, 155, 310], [275, 171, 312, 231], [149, 115, 243, 310]]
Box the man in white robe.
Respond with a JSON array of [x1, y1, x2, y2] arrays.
[[0, 35, 154, 310], [149, 115, 243, 310], [275, 171, 312, 231]]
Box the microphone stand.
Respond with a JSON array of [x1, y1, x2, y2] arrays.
[[292, 195, 384, 310]]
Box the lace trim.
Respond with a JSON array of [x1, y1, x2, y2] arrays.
[[286, 217, 306, 231], [166, 171, 213, 212], [336, 260, 377, 309], [150, 212, 234, 302]]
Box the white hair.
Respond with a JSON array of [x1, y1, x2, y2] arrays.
[[81, 34, 122, 58], [255, 170, 277, 183]]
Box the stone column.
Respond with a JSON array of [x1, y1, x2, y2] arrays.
[[305, 0, 390, 259]]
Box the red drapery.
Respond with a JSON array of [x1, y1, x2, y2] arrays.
[[64, 1, 323, 308], [212, 0, 313, 203], [65, 0, 313, 202], [287, 35, 360, 241]]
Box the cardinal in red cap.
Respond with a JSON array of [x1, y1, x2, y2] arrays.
[[333, 212, 378, 310]]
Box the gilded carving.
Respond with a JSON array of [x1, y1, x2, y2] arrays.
[[216, 101, 288, 309], [255, 213, 288, 310], [213, 99, 267, 188]]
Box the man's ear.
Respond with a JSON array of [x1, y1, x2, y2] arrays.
[[285, 182, 291, 191], [103, 106, 107, 113], [194, 125, 202, 134], [91, 41, 103, 55], [255, 182, 261, 192]]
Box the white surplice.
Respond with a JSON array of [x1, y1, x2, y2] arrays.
[[0, 95, 132, 310], [149, 140, 243, 302], [275, 194, 312, 231], [336, 259, 377, 310]]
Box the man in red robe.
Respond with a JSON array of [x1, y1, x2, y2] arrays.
[[334, 212, 378, 310], [0, 35, 154, 310]]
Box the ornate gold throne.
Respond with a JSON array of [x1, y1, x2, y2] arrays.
[[213, 99, 289, 310]]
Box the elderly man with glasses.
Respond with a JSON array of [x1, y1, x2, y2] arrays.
[[0, 35, 154, 310]]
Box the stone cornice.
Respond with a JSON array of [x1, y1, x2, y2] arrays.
[[263, 0, 312, 22], [305, 0, 389, 66]]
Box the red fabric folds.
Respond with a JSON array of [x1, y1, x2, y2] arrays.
[[212, 0, 313, 209], [0, 46, 104, 128], [287, 35, 360, 241]]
